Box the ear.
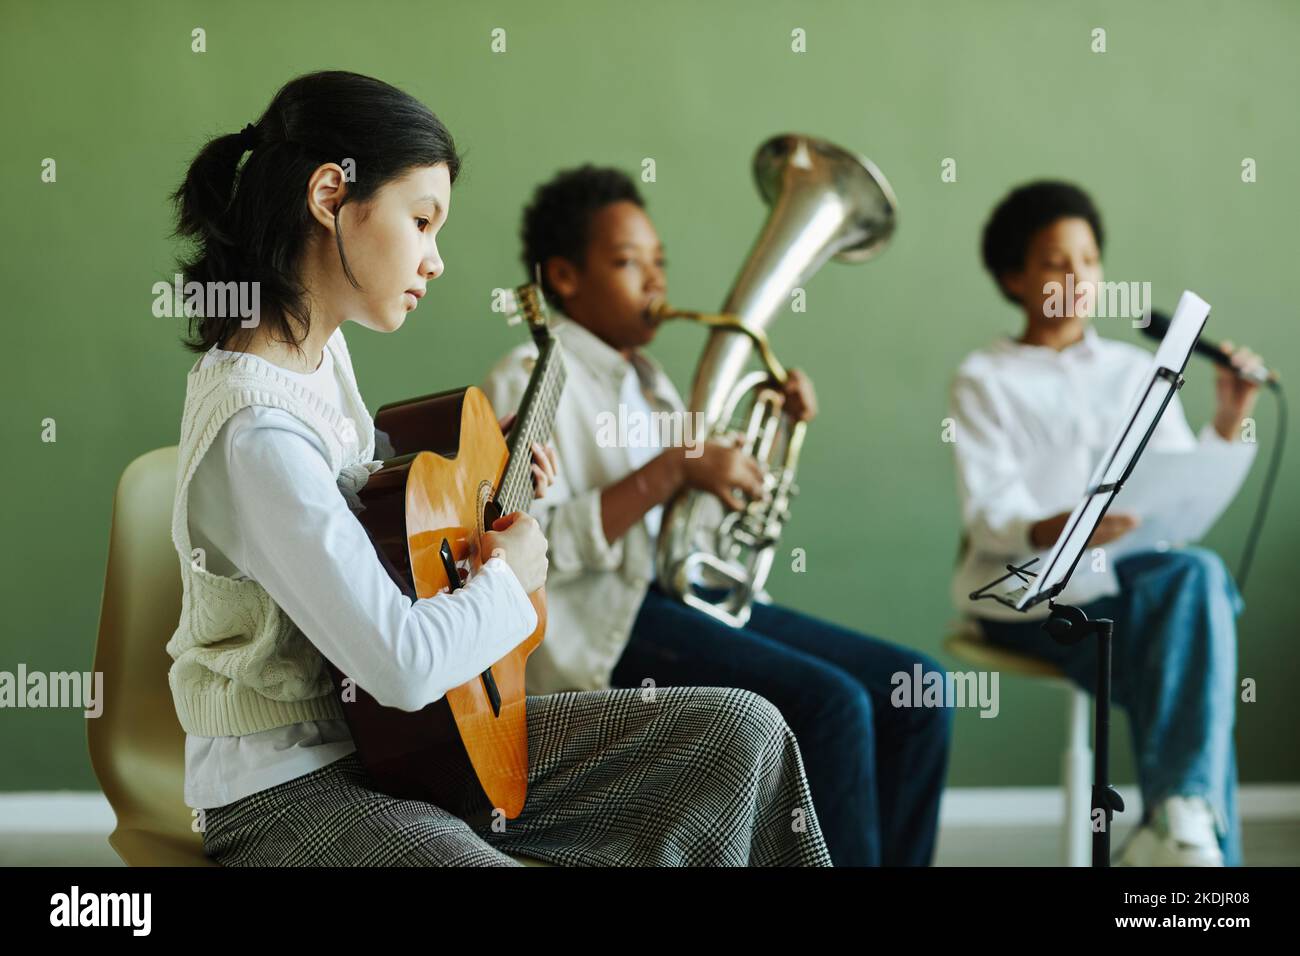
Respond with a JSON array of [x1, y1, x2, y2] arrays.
[[545, 256, 580, 303], [305, 163, 349, 233]]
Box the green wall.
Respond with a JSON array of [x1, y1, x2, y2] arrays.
[[3, 0, 1296, 795]]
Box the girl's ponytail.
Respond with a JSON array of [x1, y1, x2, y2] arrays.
[[171, 126, 255, 291]]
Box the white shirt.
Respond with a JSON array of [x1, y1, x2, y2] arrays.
[[480, 317, 687, 694], [948, 325, 1255, 621], [618, 362, 668, 540], [183, 343, 538, 808]]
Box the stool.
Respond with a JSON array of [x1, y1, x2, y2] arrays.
[[944, 618, 1093, 867]]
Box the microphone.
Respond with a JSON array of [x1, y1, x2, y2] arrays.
[[1141, 309, 1279, 389]]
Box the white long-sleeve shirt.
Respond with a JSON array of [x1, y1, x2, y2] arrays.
[[949, 324, 1255, 621], [183, 344, 538, 809]]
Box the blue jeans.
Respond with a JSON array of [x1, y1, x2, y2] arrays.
[[612, 584, 953, 866], [977, 547, 1243, 865]]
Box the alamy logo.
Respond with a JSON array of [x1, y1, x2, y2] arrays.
[[890, 664, 1000, 718], [152, 273, 260, 327], [49, 886, 151, 936], [594, 404, 706, 458], [1043, 275, 1152, 328], [0, 665, 102, 717]]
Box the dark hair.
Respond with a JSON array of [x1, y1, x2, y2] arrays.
[[980, 180, 1105, 304], [171, 70, 462, 355], [519, 164, 644, 314]]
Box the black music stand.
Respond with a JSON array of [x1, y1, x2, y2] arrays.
[[969, 290, 1212, 867]]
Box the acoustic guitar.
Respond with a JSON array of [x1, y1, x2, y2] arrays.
[[326, 283, 566, 823]]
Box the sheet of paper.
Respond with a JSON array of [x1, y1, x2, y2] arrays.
[[1105, 443, 1255, 558]]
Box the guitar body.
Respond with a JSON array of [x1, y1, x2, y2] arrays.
[[328, 385, 545, 823]]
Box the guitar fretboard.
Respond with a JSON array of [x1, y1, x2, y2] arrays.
[[496, 338, 566, 516]]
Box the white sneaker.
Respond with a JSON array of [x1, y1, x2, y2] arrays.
[[1117, 796, 1224, 866]]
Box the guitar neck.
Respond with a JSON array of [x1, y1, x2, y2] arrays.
[[496, 336, 566, 515]]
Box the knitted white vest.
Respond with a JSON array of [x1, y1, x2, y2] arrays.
[[166, 328, 381, 737]]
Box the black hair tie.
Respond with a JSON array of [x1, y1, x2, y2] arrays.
[[237, 122, 260, 152]]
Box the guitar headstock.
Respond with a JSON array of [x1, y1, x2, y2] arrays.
[[501, 273, 554, 348]]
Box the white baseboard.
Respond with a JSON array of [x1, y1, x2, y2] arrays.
[[0, 792, 118, 832], [939, 784, 1300, 826], [2, 786, 1297, 834]]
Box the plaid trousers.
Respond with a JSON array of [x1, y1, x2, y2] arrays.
[[201, 685, 832, 866]]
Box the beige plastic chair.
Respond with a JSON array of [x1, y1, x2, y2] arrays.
[[90, 446, 215, 865], [90, 446, 549, 867], [944, 618, 1093, 867]]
